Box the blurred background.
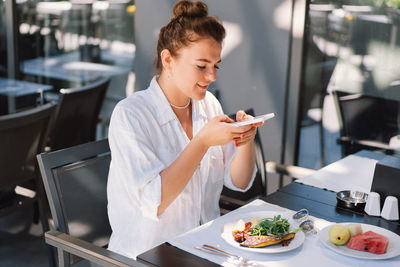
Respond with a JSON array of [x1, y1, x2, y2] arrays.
[[2, 0, 399, 191], [1, 0, 399, 265]]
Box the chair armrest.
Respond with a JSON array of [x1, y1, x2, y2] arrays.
[[339, 136, 398, 152], [265, 161, 316, 179], [45, 230, 149, 267]]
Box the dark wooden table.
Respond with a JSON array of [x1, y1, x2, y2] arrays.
[[137, 182, 400, 266]]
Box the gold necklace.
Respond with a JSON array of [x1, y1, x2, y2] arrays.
[[169, 98, 191, 109]]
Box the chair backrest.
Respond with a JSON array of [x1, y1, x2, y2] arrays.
[[333, 90, 399, 154], [0, 102, 56, 189], [47, 78, 110, 151], [220, 109, 267, 205], [37, 139, 111, 266]]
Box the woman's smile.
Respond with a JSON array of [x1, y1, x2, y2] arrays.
[[197, 83, 209, 90]]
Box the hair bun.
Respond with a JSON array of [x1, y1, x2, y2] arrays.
[[172, 0, 208, 19]]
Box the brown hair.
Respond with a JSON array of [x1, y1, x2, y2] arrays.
[[155, 0, 226, 73]]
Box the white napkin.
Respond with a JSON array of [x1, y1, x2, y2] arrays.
[[295, 155, 378, 193], [169, 199, 400, 267]]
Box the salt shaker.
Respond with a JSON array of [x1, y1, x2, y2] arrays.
[[381, 196, 399, 221], [365, 192, 381, 216]]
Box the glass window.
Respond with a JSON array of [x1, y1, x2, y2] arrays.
[[16, 0, 135, 87], [298, 0, 400, 168], [6, 0, 136, 135]]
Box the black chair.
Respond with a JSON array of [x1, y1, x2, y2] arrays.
[[0, 102, 56, 215], [46, 78, 110, 151], [219, 109, 268, 213], [0, 102, 57, 266], [37, 139, 145, 267], [332, 90, 399, 156]]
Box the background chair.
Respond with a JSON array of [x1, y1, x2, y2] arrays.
[[37, 139, 145, 267], [332, 90, 399, 157], [0, 102, 56, 266], [46, 78, 110, 151], [0, 102, 56, 217]]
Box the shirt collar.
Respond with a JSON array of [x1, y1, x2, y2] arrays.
[[147, 76, 177, 126], [192, 98, 208, 122]]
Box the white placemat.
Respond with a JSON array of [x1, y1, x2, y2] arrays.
[[296, 155, 378, 193], [169, 199, 400, 267]]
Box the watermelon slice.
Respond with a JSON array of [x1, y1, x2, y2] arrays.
[[347, 231, 389, 254]]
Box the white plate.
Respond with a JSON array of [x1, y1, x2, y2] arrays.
[[221, 211, 305, 253], [318, 223, 400, 259]]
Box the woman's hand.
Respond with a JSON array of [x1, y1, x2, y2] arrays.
[[195, 115, 248, 148], [234, 110, 263, 147]]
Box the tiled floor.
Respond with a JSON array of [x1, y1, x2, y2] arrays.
[[0, 209, 49, 267], [0, 207, 93, 267]]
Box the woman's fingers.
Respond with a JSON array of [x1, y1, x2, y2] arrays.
[[233, 127, 257, 146], [208, 114, 259, 146], [236, 136, 254, 146], [216, 114, 234, 123], [238, 132, 255, 142], [236, 110, 246, 121], [234, 137, 252, 146]]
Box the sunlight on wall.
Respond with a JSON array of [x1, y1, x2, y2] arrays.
[[274, 0, 305, 39], [221, 21, 243, 59]]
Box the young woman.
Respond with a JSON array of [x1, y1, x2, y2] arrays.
[[107, 0, 262, 258]]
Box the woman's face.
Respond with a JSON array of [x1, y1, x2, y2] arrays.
[[169, 37, 222, 100]]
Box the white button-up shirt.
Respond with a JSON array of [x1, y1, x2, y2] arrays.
[[107, 77, 256, 259]]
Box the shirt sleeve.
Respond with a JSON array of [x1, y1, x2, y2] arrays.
[[108, 105, 164, 221], [222, 142, 257, 192]]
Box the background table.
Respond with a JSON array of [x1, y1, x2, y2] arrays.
[[295, 150, 387, 193], [0, 77, 53, 115], [22, 50, 132, 86]]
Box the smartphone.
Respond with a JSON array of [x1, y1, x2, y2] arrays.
[[232, 113, 275, 126]]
